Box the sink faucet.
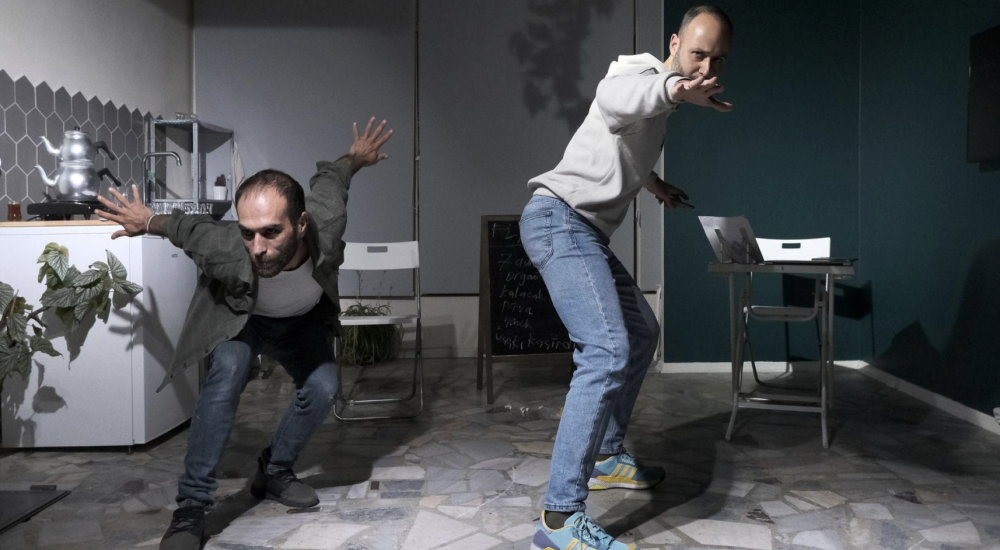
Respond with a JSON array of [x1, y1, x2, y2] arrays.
[[142, 151, 182, 202]]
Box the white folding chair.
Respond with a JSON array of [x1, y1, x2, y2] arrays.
[[334, 242, 423, 421], [730, 237, 836, 445]]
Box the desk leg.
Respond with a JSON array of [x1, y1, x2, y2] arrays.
[[725, 273, 741, 441], [819, 274, 831, 448], [826, 273, 836, 415]]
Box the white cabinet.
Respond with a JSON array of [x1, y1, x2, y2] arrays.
[[0, 222, 199, 448]]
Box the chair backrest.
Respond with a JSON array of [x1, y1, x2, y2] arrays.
[[341, 241, 420, 271], [757, 237, 831, 262]]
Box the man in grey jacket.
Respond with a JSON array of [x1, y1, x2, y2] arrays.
[[522, 6, 733, 550], [96, 118, 392, 550]]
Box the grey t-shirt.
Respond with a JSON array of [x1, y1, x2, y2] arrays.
[[255, 257, 324, 318]]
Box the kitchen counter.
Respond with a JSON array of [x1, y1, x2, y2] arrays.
[[0, 220, 120, 227]]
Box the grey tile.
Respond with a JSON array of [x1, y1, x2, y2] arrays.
[[16, 136, 36, 169], [131, 108, 143, 135], [35, 142, 56, 174], [80, 121, 97, 145], [116, 155, 132, 183], [88, 97, 104, 127], [104, 100, 118, 128], [14, 76, 34, 111], [63, 116, 81, 132], [72, 91, 89, 122], [0, 70, 14, 108], [126, 130, 138, 158], [0, 106, 5, 135], [0, 134, 15, 172], [35, 81, 54, 115], [25, 109, 45, 144], [54, 87, 71, 120], [111, 128, 125, 157], [5, 166, 26, 200], [27, 166, 48, 203], [45, 113, 63, 143], [117, 105, 130, 131], [6, 105, 25, 140]]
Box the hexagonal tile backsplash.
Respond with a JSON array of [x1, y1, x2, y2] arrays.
[[0, 69, 156, 220]]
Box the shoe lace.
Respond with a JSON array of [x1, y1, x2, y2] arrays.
[[166, 506, 204, 536], [616, 451, 636, 467], [574, 515, 616, 548], [271, 468, 301, 490]]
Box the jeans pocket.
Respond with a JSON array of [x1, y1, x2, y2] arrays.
[[519, 210, 554, 270]]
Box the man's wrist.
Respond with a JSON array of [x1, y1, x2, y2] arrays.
[[145, 214, 167, 237], [342, 153, 364, 175]]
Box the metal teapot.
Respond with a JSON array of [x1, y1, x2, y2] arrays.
[[39, 128, 116, 163], [34, 161, 123, 203]]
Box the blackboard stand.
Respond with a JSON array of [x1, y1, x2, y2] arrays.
[[477, 215, 573, 404]]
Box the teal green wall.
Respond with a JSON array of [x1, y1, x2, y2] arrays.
[[662, 0, 1000, 416], [662, 0, 863, 363], [860, 0, 1000, 414]]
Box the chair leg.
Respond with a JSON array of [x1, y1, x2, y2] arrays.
[[334, 322, 425, 421]]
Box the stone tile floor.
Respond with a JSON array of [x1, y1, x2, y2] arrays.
[[2, 359, 1000, 549]]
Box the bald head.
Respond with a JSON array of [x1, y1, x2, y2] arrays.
[[668, 6, 733, 80]]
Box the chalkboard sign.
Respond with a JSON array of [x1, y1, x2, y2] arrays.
[[477, 215, 573, 403]]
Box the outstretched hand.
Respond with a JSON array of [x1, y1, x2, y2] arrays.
[[94, 184, 155, 239], [348, 117, 393, 173], [671, 75, 732, 112]]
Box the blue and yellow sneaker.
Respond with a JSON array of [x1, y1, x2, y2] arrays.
[[587, 451, 665, 491], [531, 511, 638, 550]]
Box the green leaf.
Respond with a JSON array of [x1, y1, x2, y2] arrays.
[[32, 325, 42, 338], [73, 301, 91, 322], [112, 280, 143, 298], [71, 269, 103, 288], [40, 287, 79, 308], [107, 251, 127, 281], [37, 242, 64, 263], [62, 265, 81, 286], [0, 282, 14, 314], [28, 333, 60, 358], [0, 340, 31, 382], [5, 314, 27, 342], [45, 250, 70, 281], [75, 285, 104, 302], [90, 261, 109, 272]]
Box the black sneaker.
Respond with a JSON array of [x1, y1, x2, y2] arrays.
[[159, 505, 206, 550], [249, 447, 319, 508]]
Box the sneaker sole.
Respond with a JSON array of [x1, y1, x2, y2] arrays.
[[588, 478, 660, 490]]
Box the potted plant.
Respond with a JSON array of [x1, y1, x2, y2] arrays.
[[0, 243, 142, 391], [338, 273, 402, 366]]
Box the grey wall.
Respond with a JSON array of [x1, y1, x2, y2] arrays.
[[419, 0, 641, 294], [661, 0, 863, 362], [194, 0, 416, 296], [860, 0, 1000, 415], [195, 0, 659, 296]]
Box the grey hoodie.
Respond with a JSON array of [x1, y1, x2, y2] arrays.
[[528, 53, 685, 237]]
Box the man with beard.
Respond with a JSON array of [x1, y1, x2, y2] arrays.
[[521, 6, 732, 550], [95, 118, 392, 550]]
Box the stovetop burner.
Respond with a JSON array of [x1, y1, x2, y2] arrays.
[[26, 201, 100, 221]]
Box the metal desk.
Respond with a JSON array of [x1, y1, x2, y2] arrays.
[[708, 262, 855, 448]]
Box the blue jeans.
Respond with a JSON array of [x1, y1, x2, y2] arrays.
[[177, 306, 338, 507], [519, 195, 660, 513]]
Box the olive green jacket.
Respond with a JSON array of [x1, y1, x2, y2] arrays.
[[155, 157, 353, 392]]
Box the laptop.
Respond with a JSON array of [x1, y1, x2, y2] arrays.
[[698, 216, 852, 265]]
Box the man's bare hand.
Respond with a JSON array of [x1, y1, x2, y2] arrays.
[[94, 184, 155, 239], [671, 75, 732, 112], [647, 177, 694, 209], [348, 117, 393, 173]]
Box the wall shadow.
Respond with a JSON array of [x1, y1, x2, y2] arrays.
[[874, 239, 1000, 415], [509, 0, 617, 133]]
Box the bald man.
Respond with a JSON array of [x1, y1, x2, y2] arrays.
[[521, 6, 733, 550]]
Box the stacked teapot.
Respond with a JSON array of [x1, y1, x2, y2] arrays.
[[34, 128, 123, 203]]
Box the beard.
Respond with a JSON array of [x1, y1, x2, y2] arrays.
[[671, 53, 683, 74], [252, 241, 300, 278]]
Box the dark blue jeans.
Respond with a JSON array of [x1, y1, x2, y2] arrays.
[[176, 307, 338, 507]]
